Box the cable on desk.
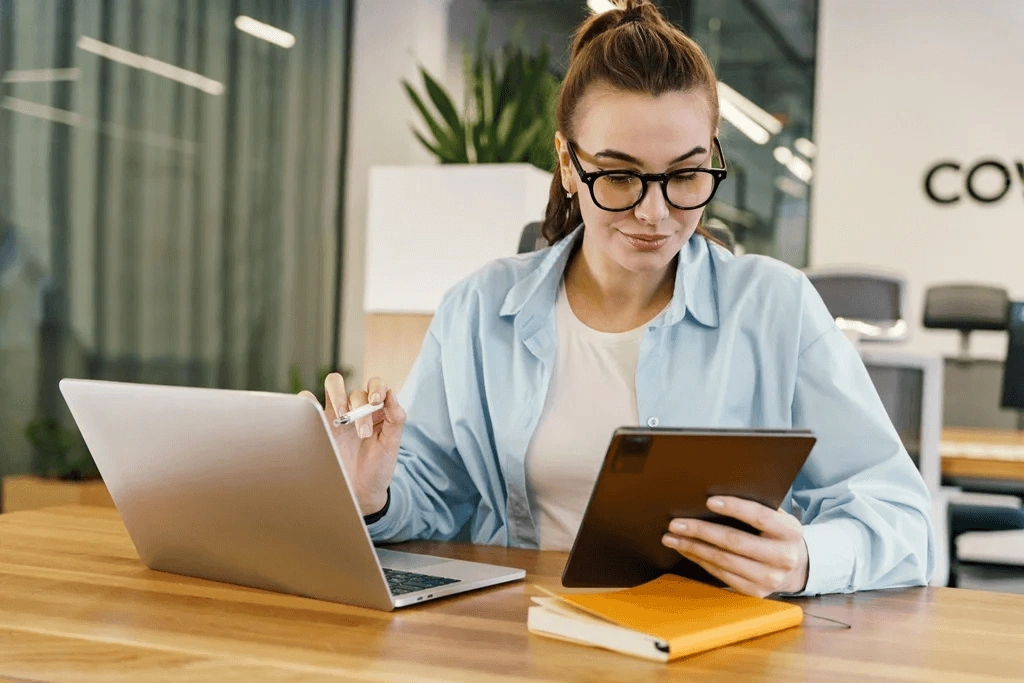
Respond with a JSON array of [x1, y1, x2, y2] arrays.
[[802, 612, 852, 629]]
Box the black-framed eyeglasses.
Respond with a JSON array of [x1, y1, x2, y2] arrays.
[[566, 137, 728, 212]]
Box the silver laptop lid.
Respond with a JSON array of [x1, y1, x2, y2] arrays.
[[59, 378, 395, 610]]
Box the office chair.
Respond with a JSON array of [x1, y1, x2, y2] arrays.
[[803, 267, 909, 343], [517, 222, 547, 255], [921, 283, 1024, 585], [923, 284, 1009, 359]]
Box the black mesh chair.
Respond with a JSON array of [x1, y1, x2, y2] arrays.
[[803, 267, 909, 343], [518, 222, 547, 255], [923, 283, 1024, 585], [923, 284, 1009, 358]]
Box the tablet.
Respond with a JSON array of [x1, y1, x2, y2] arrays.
[[561, 427, 817, 588]]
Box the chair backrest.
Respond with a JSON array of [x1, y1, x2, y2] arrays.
[[922, 283, 1009, 358], [804, 267, 908, 342], [923, 284, 1008, 332], [517, 222, 547, 254]]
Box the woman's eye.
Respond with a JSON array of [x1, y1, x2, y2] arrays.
[[604, 174, 635, 185]]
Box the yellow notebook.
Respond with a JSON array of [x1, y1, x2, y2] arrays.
[[527, 574, 803, 663]]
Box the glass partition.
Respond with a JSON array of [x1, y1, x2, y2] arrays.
[[0, 0, 351, 476]]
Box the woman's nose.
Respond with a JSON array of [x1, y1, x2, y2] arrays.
[[633, 184, 670, 225]]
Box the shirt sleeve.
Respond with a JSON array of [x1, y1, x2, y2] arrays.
[[788, 282, 935, 595], [366, 324, 480, 543]]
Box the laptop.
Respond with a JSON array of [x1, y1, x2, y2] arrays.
[[59, 378, 525, 610]]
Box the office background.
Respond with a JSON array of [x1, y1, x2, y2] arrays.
[[1, 0, 1023, 590]]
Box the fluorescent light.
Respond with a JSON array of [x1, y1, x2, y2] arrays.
[[775, 175, 807, 198], [2, 68, 81, 83], [587, 0, 618, 14], [717, 81, 782, 135], [786, 155, 813, 182], [773, 145, 812, 183], [719, 97, 770, 145], [77, 35, 224, 96], [234, 15, 295, 49], [794, 137, 817, 158], [1, 96, 80, 126]]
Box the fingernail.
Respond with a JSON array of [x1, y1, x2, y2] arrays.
[[670, 521, 687, 534], [370, 393, 380, 405], [357, 424, 370, 439], [708, 498, 725, 509], [662, 534, 677, 548]]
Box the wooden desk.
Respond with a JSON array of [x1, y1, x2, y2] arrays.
[[942, 427, 1024, 481], [2, 506, 1023, 682]]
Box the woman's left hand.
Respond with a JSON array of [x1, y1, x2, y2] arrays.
[[662, 496, 808, 597]]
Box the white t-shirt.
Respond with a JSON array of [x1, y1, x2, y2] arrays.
[[523, 281, 649, 551]]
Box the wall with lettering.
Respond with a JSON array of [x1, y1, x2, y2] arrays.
[[809, 0, 1024, 358]]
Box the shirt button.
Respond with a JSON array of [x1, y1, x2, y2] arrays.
[[647, 417, 659, 427]]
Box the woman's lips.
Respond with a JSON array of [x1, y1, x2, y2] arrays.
[[619, 231, 670, 252]]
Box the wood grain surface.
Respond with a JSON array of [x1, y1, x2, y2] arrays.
[[1, 506, 1023, 682], [362, 313, 432, 390], [1, 474, 115, 513], [942, 427, 1024, 481]]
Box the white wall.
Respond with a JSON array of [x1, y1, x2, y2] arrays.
[[342, 0, 452, 384], [810, 0, 1024, 359]]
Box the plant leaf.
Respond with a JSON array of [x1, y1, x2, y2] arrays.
[[508, 118, 544, 162], [411, 127, 444, 162], [403, 79, 456, 153], [421, 68, 465, 147]]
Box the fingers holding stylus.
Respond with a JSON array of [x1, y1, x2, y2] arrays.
[[365, 377, 389, 426], [324, 372, 350, 424], [348, 387, 373, 439], [362, 377, 405, 441]]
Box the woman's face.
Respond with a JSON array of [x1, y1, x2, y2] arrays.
[[556, 86, 716, 276]]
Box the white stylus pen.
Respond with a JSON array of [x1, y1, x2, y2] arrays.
[[333, 402, 385, 427]]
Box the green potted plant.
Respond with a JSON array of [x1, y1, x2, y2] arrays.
[[1, 418, 110, 513], [363, 23, 559, 319], [26, 417, 99, 480], [289, 364, 354, 406], [402, 23, 561, 172]]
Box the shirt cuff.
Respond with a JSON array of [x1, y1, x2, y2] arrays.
[[795, 518, 864, 596], [362, 487, 390, 525]]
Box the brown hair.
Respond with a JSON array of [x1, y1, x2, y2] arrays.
[[541, 0, 721, 245]]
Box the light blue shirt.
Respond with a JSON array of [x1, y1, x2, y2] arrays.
[[368, 227, 935, 595]]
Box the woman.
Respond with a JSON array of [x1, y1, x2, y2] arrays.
[[306, 0, 933, 597]]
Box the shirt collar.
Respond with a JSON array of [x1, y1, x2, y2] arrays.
[[499, 225, 720, 329]]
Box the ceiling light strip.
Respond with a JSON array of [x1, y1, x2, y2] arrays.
[[2, 68, 82, 83], [586, 0, 618, 14], [234, 15, 295, 48], [1, 95, 80, 126], [77, 35, 224, 96], [719, 97, 770, 145], [717, 82, 783, 135]]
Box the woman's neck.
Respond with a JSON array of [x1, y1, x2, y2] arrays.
[[563, 240, 676, 333]]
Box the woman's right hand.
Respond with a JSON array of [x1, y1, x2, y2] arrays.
[[299, 372, 406, 516]]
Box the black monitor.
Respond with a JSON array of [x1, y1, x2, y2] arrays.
[[1001, 301, 1024, 411]]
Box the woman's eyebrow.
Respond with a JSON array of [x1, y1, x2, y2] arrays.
[[592, 145, 709, 166]]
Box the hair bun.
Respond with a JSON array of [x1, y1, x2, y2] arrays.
[[618, 0, 663, 22], [572, 0, 667, 57]]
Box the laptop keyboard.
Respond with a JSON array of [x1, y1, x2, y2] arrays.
[[383, 567, 461, 596]]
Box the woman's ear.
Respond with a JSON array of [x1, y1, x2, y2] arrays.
[[554, 132, 576, 195]]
